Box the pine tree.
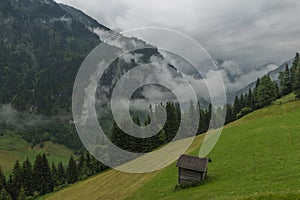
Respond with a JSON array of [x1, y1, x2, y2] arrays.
[[33, 154, 54, 195], [290, 57, 298, 90], [188, 101, 197, 134], [0, 166, 6, 191], [233, 96, 242, 117], [42, 154, 54, 194], [291, 52, 300, 92], [57, 162, 66, 185], [273, 82, 278, 98], [5, 175, 13, 199], [21, 158, 34, 196], [240, 93, 245, 108], [51, 163, 59, 188], [256, 75, 277, 108], [164, 102, 179, 141], [206, 104, 212, 130], [110, 122, 123, 149], [66, 156, 78, 184], [279, 64, 292, 96], [246, 88, 253, 108], [197, 101, 207, 134], [33, 154, 43, 194], [0, 167, 10, 200], [253, 78, 261, 108], [294, 63, 300, 98], [225, 104, 234, 124], [175, 102, 181, 125], [10, 160, 22, 200]]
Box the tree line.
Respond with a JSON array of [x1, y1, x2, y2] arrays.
[[111, 101, 213, 153], [111, 52, 300, 152], [225, 52, 300, 124], [0, 153, 107, 200]]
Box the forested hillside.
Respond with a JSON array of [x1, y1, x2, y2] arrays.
[[0, 0, 104, 115]]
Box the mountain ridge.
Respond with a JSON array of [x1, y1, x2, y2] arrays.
[[227, 58, 294, 103]]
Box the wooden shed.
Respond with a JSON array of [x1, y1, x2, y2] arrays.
[[176, 155, 211, 185]]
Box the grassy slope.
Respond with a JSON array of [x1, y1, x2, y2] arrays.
[[129, 97, 300, 200], [42, 135, 205, 200], [45, 97, 300, 200], [0, 133, 74, 175]]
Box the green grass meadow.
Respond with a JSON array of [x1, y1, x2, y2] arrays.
[[0, 133, 74, 176], [44, 98, 300, 200]]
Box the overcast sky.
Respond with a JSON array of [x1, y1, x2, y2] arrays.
[[56, 0, 300, 93], [57, 0, 300, 68]]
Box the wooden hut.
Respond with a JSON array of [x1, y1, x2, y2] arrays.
[[176, 155, 211, 185]]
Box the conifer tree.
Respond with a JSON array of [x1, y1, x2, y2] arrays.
[[57, 162, 66, 185], [253, 78, 261, 108], [246, 88, 253, 108], [10, 160, 22, 199], [33, 154, 54, 195], [206, 104, 212, 130], [291, 52, 300, 93], [21, 158, 33, 196], [51, 162, 59, 188], [290, 52, 300, 90], [188, 101, 197, 134], [256, 75, 277, 108], [0, 166, 6, 191], [225, 104, 234, 124], [66, 156, 78, 184], [197, 101, 207, 134], [233, 96, 242, 117], [164, 102, 179, 141], [42, 154, 54, 194], [279, 64, 292, 96]]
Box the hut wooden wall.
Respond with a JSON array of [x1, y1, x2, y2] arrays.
[[178, 168, 204, 184]]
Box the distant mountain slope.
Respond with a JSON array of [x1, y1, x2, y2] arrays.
[[0, 0, 187, 149], [0, 133, 74, 174], [44, 96, 300, 200], [59, 4, 109, 30], [0, 0, 176, 118], [227, 59, 294, 103], [0, 0, 105, 115]]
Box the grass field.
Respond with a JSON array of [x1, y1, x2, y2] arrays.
[[44, 97, 300, 200], [0, 133, 74, 175]]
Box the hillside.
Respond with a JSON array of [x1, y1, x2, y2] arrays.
[[43, 97, 300, 200], [0, 133, 74, 175], [227, 58, 294, 103]]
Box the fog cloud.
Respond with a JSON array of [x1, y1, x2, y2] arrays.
[[57, 0, 300, 72]]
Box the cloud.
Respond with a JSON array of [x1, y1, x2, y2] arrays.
[[56, 0, 300, 72], [0, 104, 49, 129], [122, 53, 143, 64], [219, 61, 278, 92]]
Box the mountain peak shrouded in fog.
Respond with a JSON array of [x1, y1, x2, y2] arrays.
[[1, 0, 292, 116]]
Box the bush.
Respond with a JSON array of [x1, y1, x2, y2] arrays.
[[236, 107, 253, 119]]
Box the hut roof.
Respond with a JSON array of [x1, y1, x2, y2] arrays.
[[176, 155, 211, 172]]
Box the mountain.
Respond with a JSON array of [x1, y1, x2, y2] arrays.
[[44, 96, 300, 200], [59, 4, 109, 31], [0, 0, 172, 118], [0, 0, 106, 115], [227, 59, 294, 103], [0, 0, 184, 149]]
